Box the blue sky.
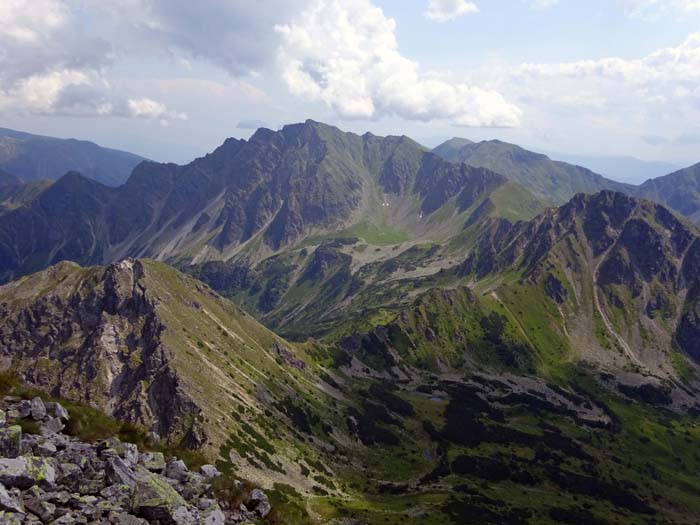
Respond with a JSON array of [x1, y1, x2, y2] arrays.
[[1, 0, 699, 169]]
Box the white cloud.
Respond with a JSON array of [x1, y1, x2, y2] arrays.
[[276, 0, 521, 127], [0, 0, 183, 122], [517, 33, 700, 86], [618, 0, 700, 18], [502, 33, 700, 153], [127, 98, 186, 121], [424, 0, 479, 21], [530, 0, 559, 9]]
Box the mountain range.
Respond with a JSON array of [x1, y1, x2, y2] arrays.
[[0, 127, 146, 186], [3, 121, 700, 523]]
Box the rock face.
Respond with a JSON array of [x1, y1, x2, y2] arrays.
[[0, 260, 203, 447], [0, 397, 270, 524], [0, 259, 308, 452], [460, 191, 700, 378], [0, 120, 523, 284]]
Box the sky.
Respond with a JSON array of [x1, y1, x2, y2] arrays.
[[0, 0, 699, 167]]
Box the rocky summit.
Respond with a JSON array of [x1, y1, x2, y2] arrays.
[[0, 395, 271, 524]]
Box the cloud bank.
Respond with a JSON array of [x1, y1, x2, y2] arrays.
[[276, 0, 521, 127]]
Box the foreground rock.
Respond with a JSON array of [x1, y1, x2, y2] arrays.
[[0, 396, 271, 524]]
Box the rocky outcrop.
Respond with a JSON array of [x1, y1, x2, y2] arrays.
[[0, 396, 271, 524], [0, 260, 204, 447]]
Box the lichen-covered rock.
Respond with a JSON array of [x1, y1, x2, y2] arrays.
[[0, 456, 55, 490], [139, 452, 166, 473], [0, 426, 21, 458], [105, 457, 136, 489], [131, 467, 187, 521], [0, 397, 273, 524]]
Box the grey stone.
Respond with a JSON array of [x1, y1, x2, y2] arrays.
[[30, 397, 47, 421], [36, 440, 57, 457], [0, 456, 56, 490], [0, 410, 6, 426], [56, 463, 82, 491], [0, 483, 23, 513], [44, 403, 69, 423], [0, 426, 22, 458], [24, 496, 57, 522], [42, 491, 71, 505], [249, 488, 271, 518], [201, 505, 225, 525], [0, 511, 24, 525], [172, 505, 198, 525], [119, 443, 139, 469], [100, 484, 132, 510], [131, 468, 187, 521], [17, 401, 31, 419], [105, 457, 136, 489], [199, 465, 221, 479], [41, 417, 65, 436], [139, 452, 165, 473], [165, 459, 188, 482]]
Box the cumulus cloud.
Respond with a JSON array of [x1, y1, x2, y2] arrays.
[[276, 0, 521, 127], [0, 0, 183, 121], [517, 33, 700, 86], [83, 0, 301, 76], [424, 0, 479, 21], [502, 33, 700, 151]]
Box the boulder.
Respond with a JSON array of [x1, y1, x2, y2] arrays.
[[105, 457, 136, 489], [24, 496, 56, 522], [248, 488, 272, 518], [0, 457, 55, 490], [201, 503, 226, 525], [44, 403, 70, 422], [0, 483, 23, 513], [199, 465, 221, 479], [139, 452, 166, 473], [100, 483, 133, 510], [172, 505, 199, 524], [36, 440, 57, 457], [30, 397, 47, 421], [41, 417, 65, 436], [0, 426, 22, 458], [165, 459, 189, 482], [131, 468, 187, 521], [17, 401, 31, 419]]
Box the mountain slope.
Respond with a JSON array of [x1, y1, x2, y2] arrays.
[[637, 162, 700, 222], [0, 258, 353, 493], [0, 127, 146, 186], [0, 121, 546, 289], [433, 138, 633, 203], [458, 191, 700, 387]]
